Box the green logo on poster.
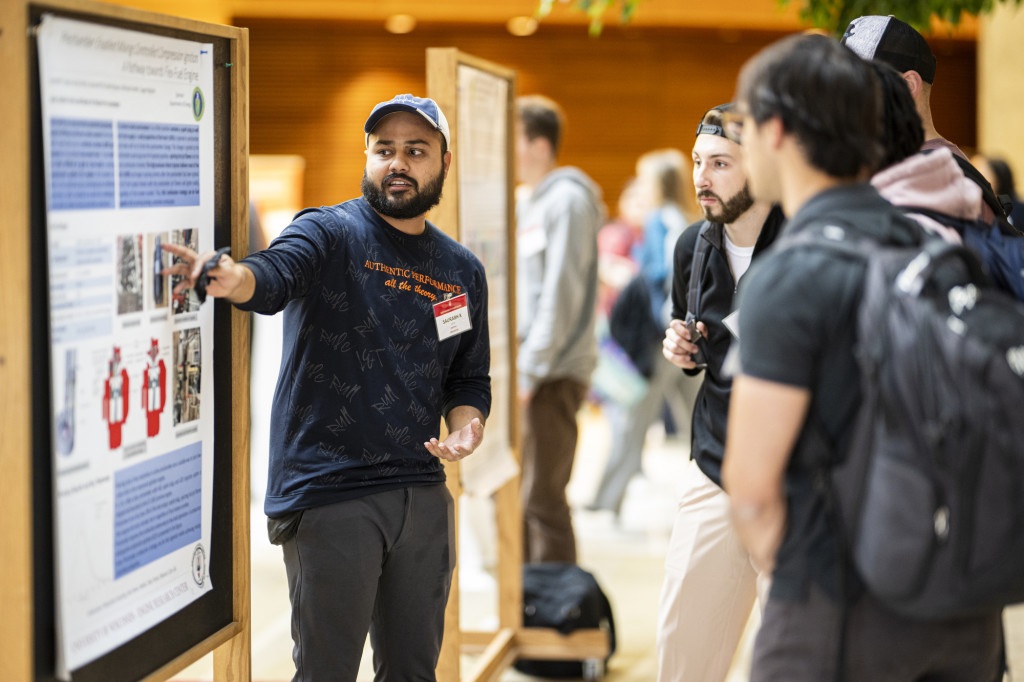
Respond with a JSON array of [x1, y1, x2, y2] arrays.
[[192, 87, 205, 121]]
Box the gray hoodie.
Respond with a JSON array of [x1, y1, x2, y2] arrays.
[[516, 166, 603, 392]]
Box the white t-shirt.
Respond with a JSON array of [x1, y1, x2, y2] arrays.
[[724, 233, 755, 281]]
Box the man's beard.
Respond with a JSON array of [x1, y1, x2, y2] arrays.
[[362, 167, 445, 220], [699, 183, 754, 224]]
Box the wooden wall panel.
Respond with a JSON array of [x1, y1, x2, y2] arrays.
[[241, 18, 977, 216]]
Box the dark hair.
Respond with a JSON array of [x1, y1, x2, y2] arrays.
[[736, 33, 883, 178], [985, 157, 1016, 198], [871, 60, 924, 171], [516, 95, 564, 156]]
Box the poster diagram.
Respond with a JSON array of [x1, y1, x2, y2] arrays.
[[143, 338, 167, 437], [102, 346, 131, 449], [37, 15, 216, 678]]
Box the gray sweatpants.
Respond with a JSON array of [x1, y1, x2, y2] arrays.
[[281, 485, 455, 682]]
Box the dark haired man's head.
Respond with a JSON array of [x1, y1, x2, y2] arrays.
[[736, 33, 883, 179], [871, 60, 924, 172], [515, 94, 566, 186], [516, 95, 564, 156]]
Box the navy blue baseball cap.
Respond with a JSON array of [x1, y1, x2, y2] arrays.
[[364, 94, 451, 148], [841, 15, 936, 84]]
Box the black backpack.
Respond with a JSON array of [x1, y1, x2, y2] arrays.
[[514, 563, 616, 678], [784, 221, 1024, 621], [608, 274, 662, 378]]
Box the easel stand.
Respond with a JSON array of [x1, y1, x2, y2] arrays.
[[427, 47, 611, 682]]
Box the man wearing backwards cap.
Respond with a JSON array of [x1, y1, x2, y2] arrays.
[[656, 103, 784, 682], [163, 94, 491, 681], [841, 15, 1008, 220]]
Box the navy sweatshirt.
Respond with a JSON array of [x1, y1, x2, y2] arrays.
[[238, 198, 491, 517]]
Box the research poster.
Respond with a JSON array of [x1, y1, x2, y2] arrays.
[[37, 15, 216, 677], [455, 65, 519, 496]]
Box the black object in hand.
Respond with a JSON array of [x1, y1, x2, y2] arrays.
[[684, 317, 708, 369], [195, 246, 231, 304]]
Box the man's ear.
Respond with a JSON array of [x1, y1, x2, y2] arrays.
[[901, 70, 924, 99], [763, 115, 785, 150], [442, 150, 453, 179]]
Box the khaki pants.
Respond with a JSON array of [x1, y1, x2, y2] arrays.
[[657, 460, 770, 682]]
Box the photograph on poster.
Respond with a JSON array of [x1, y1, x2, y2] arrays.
[[173, 327, 201, 425], [169, 229, 200, 315], [116, 234, 144, 315], [147, 232, 169, 310]]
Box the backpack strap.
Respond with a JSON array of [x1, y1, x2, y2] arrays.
[[896, 205, 977, 235], [951, 153, 1010, 220], [684, 221, 716, 323]]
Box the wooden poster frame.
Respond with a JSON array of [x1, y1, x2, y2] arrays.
[[0, 2, 250, 681], [427, 48, 610, 682]]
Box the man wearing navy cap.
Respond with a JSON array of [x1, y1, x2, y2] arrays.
[[163, 94, 491, 681], [841, 15, 1008, 220]]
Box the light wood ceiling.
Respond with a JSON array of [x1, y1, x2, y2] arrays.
[[102, 0, 978, 37]]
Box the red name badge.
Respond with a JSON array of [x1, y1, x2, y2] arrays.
[[433, 293, 472, 341]]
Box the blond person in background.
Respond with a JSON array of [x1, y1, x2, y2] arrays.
[[589, 149, 699, 518]]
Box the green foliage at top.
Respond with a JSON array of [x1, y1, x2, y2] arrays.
[[537, 0, 1022, 36], [535, 0, 641, 36], [782, 0, 1023, 34]]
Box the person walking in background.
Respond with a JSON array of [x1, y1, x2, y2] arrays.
[[972, 153, 1024, 228], [595, 176, 645, 318], [589, 149, 698, 517], [515, 94, 603, 564], [655, 103, 784, 682], [722, 34, 1003, 680], [163, 93, 491, 682]]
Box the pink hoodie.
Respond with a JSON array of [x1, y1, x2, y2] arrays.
[[871, 147, 983, 245]]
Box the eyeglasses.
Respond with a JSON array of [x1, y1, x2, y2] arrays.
[[720, 110, 745, 145]]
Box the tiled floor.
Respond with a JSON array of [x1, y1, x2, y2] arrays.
[[171, 340, 1024, 682]]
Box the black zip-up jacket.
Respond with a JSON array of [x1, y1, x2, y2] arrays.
[[669, 206, 785, 486]]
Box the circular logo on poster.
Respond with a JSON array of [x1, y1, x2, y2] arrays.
[[192, 543, 207, 587], [192, 87, 205, 121]]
